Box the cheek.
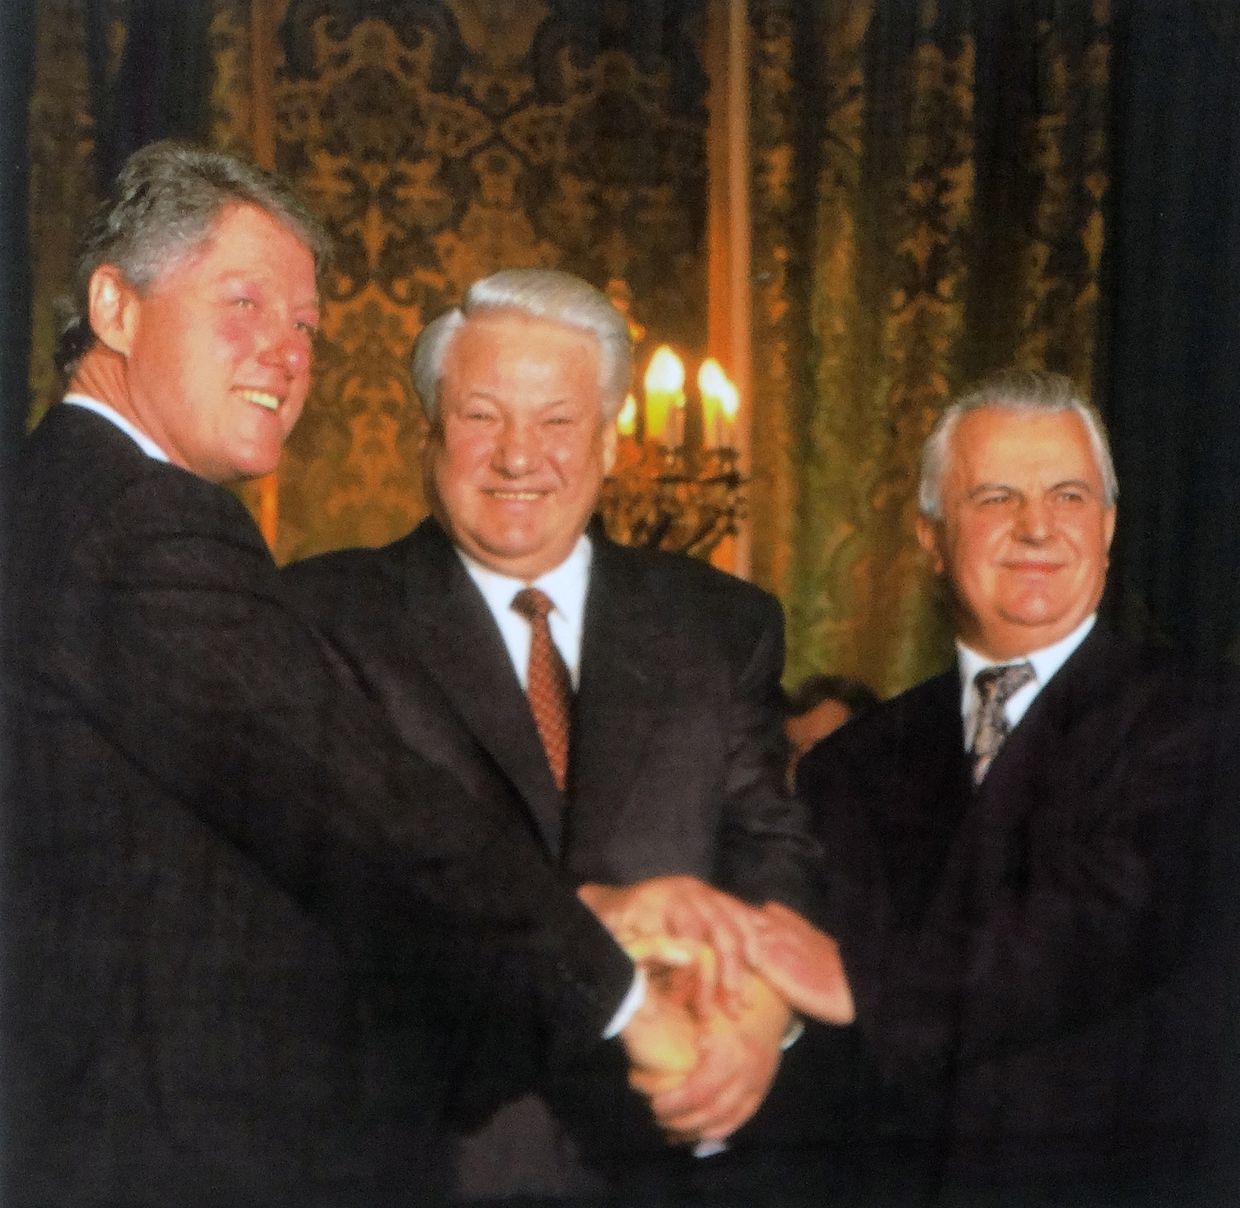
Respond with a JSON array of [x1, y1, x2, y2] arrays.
[[213, 313, 257, 362], [435, 434, 489, 489], [551, 438, 602, 489]]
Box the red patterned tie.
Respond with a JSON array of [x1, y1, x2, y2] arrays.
[[511, 587, 573, 791]]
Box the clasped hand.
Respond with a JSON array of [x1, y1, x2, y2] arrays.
[[579, 877, 854, 1146]]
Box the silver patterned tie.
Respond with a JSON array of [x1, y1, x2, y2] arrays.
[[970, 662, 1035, 785]]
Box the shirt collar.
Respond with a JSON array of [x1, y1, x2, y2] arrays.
[[458, 534, 593, 627], [957, 613, 1096, 688], [63, 393, 171, 463]]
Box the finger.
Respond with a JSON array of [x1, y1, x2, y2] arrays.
[[688, 901, 752, 1008], [625, 934, 700, 967], [654, 1075, 756, 1140], [630, 1065, 688, 1098]]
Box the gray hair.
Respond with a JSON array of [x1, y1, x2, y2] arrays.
[[57, 140, 332, 374], [411, 268, 633, 423], [918, 368, 1118, 519]]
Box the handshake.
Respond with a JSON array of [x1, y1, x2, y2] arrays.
[[578, 876, 855, 1147]]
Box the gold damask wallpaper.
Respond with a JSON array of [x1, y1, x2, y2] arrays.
[[265, 0, 710, 561], [29, 0, 709, 563]]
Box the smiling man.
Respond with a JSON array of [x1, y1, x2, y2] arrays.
[[743, 369, 1239, 1204], [284, 269, 823, 1204], [2, 146, 702, 1208]]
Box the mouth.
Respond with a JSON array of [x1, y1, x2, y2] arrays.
[[1002, 560, 1065, 574], [485, 489, 548, 503], [238, 388, 282, 412]]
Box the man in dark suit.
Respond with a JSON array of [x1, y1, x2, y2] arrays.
[[283, 269, 832, 1202], [1, 144, 696, 1208], [746, 369, 1240, 1204]]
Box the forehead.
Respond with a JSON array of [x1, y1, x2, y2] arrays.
[[442, 313, 600, 387], [154, 203, 316, 293], [946, 406, 1102, 487]]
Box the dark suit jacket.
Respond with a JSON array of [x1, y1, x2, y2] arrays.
[[798, 626, 1240, 1204], [1, 405, 634, 1208], [283, 515, 817, 1198]]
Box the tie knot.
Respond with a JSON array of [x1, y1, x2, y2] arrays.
[[974, 661, 1035, 708], [512, 586, 555, 622]]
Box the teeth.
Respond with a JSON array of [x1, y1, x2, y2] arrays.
[[240, 389, 280, 411], [491, 491, 542, 501]]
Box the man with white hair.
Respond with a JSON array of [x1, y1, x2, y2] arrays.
[[747, 368, 1238, 1204], [284, 268, 830, 1204]]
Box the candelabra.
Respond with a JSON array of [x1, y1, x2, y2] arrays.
[[598, 346, 747, 559]]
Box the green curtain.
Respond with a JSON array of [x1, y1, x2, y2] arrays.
[[748, 0, 1110, 697]]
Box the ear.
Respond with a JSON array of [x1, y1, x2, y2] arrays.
[[1102, 504, 1117, 553], [916, 513, 947, 576], [87, 265, 140, 357], [601, 417, 618, 474]]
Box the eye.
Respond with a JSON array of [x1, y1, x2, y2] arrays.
[[976, 489, 1013, 507], [1054, 487, 1087, 505]]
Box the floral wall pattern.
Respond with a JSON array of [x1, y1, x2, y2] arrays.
[[266, 0, 710, 561], [26, 0, 709, 565]]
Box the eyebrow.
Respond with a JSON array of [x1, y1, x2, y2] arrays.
[[965, 478, 1099, 498]]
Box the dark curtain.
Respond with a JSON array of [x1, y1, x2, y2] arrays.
[[749, 0, 1109, 695], [23, 0, 213, 436], [1, 5, 36, 481], [85, 0, 214, 189], [1102, 0, 1240, 663]]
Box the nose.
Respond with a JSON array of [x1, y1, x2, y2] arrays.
[[493, 417, 541, 475], [1013, 496, 1052, 543], [258, 319, 313, 377]]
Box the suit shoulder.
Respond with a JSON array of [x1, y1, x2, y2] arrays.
[[599, 539, 780, 617], [282, 541, 401, 588], [280, 533, 418, 627], [13, 407, 251, 556], [809, 668, 954, 758]]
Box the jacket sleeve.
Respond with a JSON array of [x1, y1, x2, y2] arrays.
[[715, 591, 821, 915], [32, 468, 635, 1081]]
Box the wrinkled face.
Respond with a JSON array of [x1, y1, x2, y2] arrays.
[[917, 407, 1116, 660], [104, 203, 319, 483], [427, 312, 617, 579]]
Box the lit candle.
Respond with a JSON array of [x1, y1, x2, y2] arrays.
[[643, 345, 685, 448], [697, 358, 727, 448], [719, 377, 739, 449], [617, 393, 637, 438]]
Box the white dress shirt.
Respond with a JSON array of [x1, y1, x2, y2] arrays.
[[957, 614, 1097, 749], [458, 535, 592, 690]]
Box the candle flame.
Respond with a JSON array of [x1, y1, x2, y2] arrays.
[[644, 345, 685, 394], [697, 358, 728, 399]]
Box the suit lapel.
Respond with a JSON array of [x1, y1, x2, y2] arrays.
[[884, 671, 976, 927], [395, 520, 569, 857], [972, 625, 1118, 824], [950, 626, 1123, 905], [568, 538, 668, 862]]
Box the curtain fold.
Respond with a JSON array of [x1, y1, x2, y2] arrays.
[[749, 0, 1110, 696]]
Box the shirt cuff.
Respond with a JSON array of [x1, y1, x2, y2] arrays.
[[602, 964, 646, 1038]]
